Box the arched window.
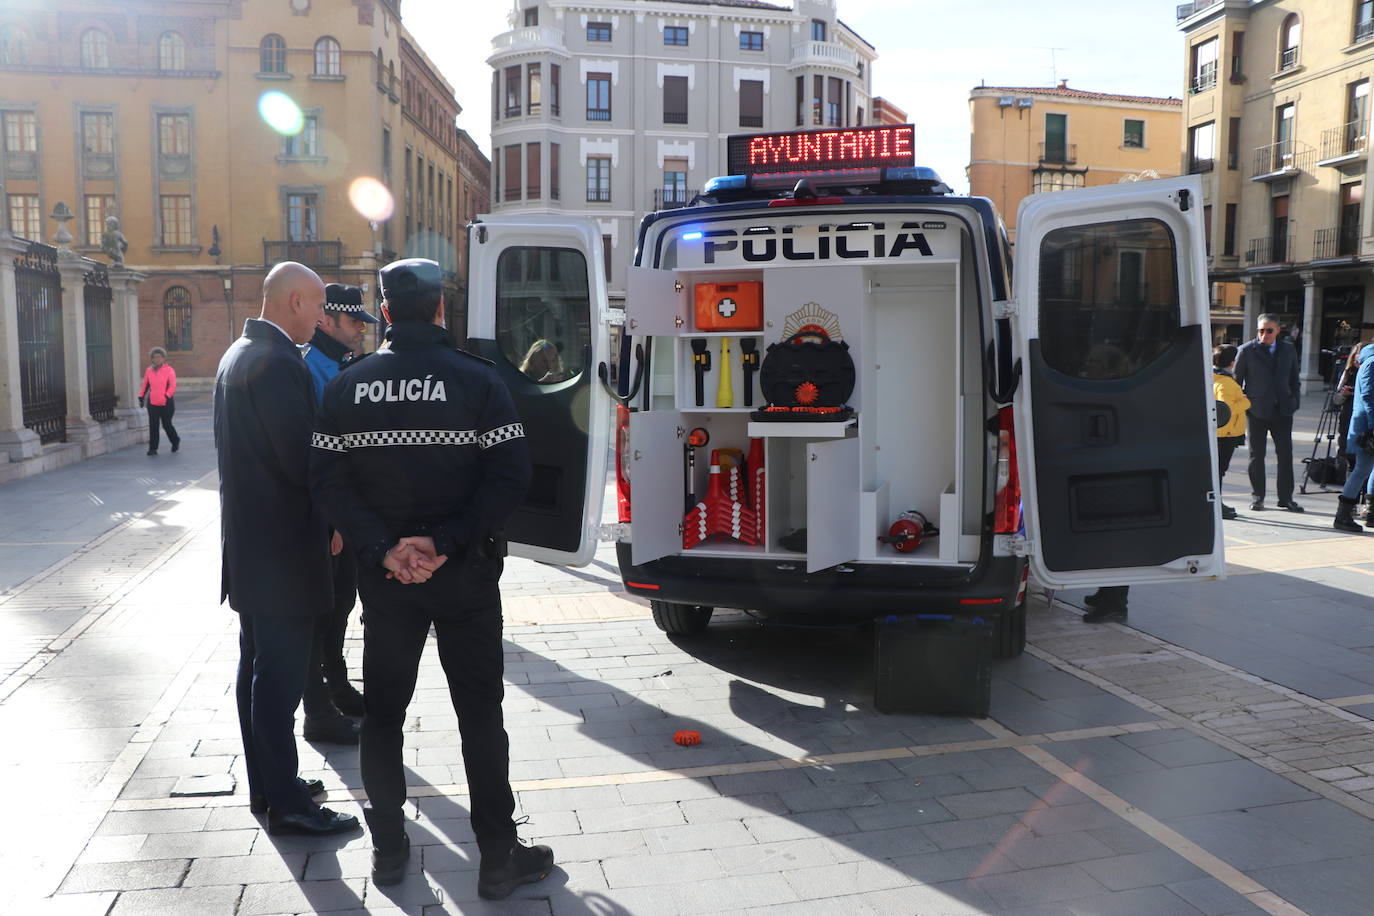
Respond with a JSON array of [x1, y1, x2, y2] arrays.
[[376, 46, 383, 83], [0, 24, 26, 66], [259, 34, 285, 73], [80, 29, 109, 69], [1279, 14, 1301, 70], [163, 286, 193, 351], [158, 31, 185, 71], [388, 60, 395, 91], [313, 36, 340, 76]]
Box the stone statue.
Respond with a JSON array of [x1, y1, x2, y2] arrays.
[[101, 215, 127, 266]]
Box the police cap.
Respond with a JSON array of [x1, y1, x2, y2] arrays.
[[324, 283, 379, 323], [378, 258, 443, 309]]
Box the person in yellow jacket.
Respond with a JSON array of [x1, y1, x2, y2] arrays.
[[1214, 344, 1250, 520]]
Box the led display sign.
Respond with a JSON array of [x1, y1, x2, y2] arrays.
[[727, 124, 915, 176]]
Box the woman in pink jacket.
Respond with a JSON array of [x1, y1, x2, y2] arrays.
[[138, 347, 181, 455]]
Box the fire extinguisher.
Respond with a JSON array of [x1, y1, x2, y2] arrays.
[[879, 510, 939, 553]]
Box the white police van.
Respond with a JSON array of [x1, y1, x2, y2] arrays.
[[466, 124, 1224, 660]]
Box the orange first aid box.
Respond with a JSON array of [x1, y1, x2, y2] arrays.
[[694, 282, 762, 331]]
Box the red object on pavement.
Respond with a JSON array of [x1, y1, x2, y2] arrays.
[[674, 730, 702, 746]]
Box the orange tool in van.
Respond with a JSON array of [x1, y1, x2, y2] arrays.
[[694, 281, 762, 331]]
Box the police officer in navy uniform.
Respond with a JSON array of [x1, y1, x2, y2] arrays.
[[297, 283, 376, 743], [309, 258, 554, 897]]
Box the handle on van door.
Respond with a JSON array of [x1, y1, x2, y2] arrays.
[[1084, 410, 1114, 445], [598, 343, 646, 406]]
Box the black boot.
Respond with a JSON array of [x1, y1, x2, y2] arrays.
[[1083, 587, 1128, 623], [478, 841, 555, 900], [1335, 497, 1364, 533], [371, 831, 411, 886]]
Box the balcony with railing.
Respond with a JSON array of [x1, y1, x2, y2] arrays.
[[1249, 140, 1313, 180], [1318, 119, 1369, 166], [789, 40, 859, 71], [1039, 142, 1076, 165], [1176, 1, 1220, 22], [1358, 18, 1374, 44], [1279, 47, 1299, 72], [653, 188, 697, 210], [490, 26, 566, 57], [1246, 235, 1293, 266], [263, 239, 343, 268], [1190, 64, 1217, 94], [1313, 226, 1361, 261]]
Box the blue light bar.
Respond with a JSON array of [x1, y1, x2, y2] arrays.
[[702, 175, 748, 196], [681, 231, 703, 241], [884, 166, 944, 184]]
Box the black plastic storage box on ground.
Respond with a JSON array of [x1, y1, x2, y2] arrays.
[[874, 614, 992, 717]]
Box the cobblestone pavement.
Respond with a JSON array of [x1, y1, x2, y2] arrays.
[[2, 397, 1374, 914]]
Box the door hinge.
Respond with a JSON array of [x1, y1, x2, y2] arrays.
[[596, 523, 630, 541], [994, 299, 1017, 319], [996, 534, 1031, 557], [606, 310, 626, 327]]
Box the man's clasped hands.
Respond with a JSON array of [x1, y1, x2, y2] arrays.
[[381, 536, 448, 584]]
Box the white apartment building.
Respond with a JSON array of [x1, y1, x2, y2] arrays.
[[487, 0, 879, 301]]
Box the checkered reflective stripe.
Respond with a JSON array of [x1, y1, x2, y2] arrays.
[[478, 423, 525, 450], [311, 432, 346, 452], [344, 429, 478, 448]]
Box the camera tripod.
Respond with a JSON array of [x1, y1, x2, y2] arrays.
[[1299, 353, 1349, 494]]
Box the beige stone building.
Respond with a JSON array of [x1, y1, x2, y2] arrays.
[[968, 82, 1183, 243], [0, 0, 486, 381], [1178, 0, 1374, 381]]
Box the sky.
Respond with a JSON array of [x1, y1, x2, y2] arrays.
[[404, 0, 1187, 196]]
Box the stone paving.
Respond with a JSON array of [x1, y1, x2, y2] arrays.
[[2, 397, 1374, 913]]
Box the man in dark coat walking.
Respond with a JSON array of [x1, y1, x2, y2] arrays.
[[1234, 312, 1304, 512], [214, 261, 360, 836]]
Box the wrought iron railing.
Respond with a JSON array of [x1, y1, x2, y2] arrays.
[[1246, 235, 1293, 265], [262, 239, 343, 268], [1313, 226, 1360, 260], [1358, 19, 1374, 43], [1039, 142, 1076, 165], [14, 240, 67, 443], [1319, 119, 1369, 160], [1250, 140, 1313, 178], [1280, 47, 1299, 71], [653, 188, 697, 210], [83, 264, 116, 421]]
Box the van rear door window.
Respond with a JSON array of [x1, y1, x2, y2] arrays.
[[1037, 218, 1180, 380], [495, 247, 591, 384]]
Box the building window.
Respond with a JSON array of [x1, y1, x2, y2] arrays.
[[81, 112, 114, 154], [158, 31, 185, 71], [527, 63, 541, 114], [740, 31, 763, 51], [286, 193, 317, 241], [1203, 205, 1212, 256], [663, 158, 687, 206], [1340, 182, 1362, 255], [1044, 112, 1068, 163], [603, 234, 613, 278], [7, 193, 40, 238], [1347, 80, 1370, 154], [504, 65, 521, 117], [795, 76, 804, 126], [163, 287, 192, 352], [740, 79, 763, 127], [1123, 119, 1144, 148], [0, 25, 26, 65], [1223, 203, 1237, 255], [524, 7, 538, 27], [587, 156, 611, 202], [527, 142, 541, 200], [1270, 195, 1289, 261], [1227, 117, 1241, 168], [281, 115, 319, 157], [157, 113, 191, 155], [1188, 121, 1215, 173], [1274, 103, 1295, 168], [664, 26, 688, 47], [504, 145, 521, 201], [812, 75, 823, 125], [1190, 38, 1217, 93], [827, 76, 842, 126], [313, 36, 340, 76], [550, 63, 561, 116], [1230, 31, 1245, 81], [550, 141, 560, 200], [260, 34, 286, 73], [491, 70, 499, 122], [663, 75, 688, 124], [489, 146, 496, 204], [1359, 0, 1374, 44], [1279, 14, 1300, 70], [587, 22, 611, 42], [84, 195, 114, 245], [1031, 169, 1085, 193], [811, 19, 826, 42], [160, 195, 192, 245], [80, 29, 109, 69], [587, 73, 611, 121], [3, 110, 37, 152]]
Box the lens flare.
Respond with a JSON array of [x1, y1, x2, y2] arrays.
[[258, 91, 304, 135], [349, 177, 395, 221]]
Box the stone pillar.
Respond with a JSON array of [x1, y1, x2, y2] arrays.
[[0, 231, 42, 462], [56, 250, 103, 447], [108, 266, 148, 433], [1241, 276, 1260, 334], [1299, 271, 1321, 395]]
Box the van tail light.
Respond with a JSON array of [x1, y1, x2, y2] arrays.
[[1015, 563, 1029, 605], [615, 404, 632, 523], [993, 406, 1022, 535]]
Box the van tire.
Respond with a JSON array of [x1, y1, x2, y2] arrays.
[[651, 601, 714, 636], [994, 601, 1027, 658]]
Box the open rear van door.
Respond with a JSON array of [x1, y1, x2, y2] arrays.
[[466, 214, 610, 566], [1011, 176, 1224, 589]]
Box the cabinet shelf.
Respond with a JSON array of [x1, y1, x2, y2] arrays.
[[748, 419, 856, 438], [681, 330, 764, 338]]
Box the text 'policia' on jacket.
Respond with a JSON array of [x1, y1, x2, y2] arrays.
[[308, 321, 532, 568]]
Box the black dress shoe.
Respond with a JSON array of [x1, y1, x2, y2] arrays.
[[1082, 605, 1128, 624], [250, 777, 326, 814], [1250, 499, 1265, 511], [371, 832, 411, 886], [1221, 504, 1238, 520], [267, 805, 360, 836], [171, 441, 180, 453], [478, 842, 555, 900], [304, 713, 361, 744], [331, 684, 365, 718], [146, 449, 157, 456], [1278, 500, 1304, 513]]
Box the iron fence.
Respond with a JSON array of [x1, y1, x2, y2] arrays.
[[1246, 235, 1292, 265], [262, 239, 343, 268], [15, 241, 66, 443], [1313, 226, 1360, 260], [84, 263, 116, 421]]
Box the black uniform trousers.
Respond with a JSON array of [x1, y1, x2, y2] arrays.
[[357, 550, 515, 854], [236, 613, 315, 814], [146, 400, 179, 452], [1246, 412, 1295, 503], [303, 549, 358, 717]]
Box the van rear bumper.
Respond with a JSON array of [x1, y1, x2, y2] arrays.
[[616, 543, 1024, 618]]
